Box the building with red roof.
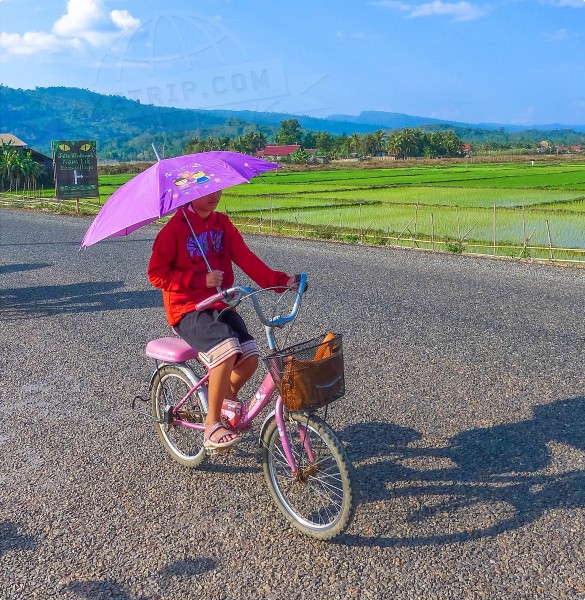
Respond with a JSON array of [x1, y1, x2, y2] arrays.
[[256, 145, 301, 160]]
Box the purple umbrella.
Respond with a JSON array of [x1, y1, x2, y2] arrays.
[[81, 151, 279, 248]]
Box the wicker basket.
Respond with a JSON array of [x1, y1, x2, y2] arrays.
[[264, 333, 345, 411]]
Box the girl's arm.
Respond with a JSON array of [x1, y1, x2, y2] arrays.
[[228, 219, 292, 291]]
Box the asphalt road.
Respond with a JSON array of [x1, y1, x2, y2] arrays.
[[1, 208, 584, 600]]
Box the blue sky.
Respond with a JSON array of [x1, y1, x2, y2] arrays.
[[1, 0, 584, 126]]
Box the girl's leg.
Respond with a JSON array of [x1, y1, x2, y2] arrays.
[[205, 354, 238, 442], [227, 354, 259, 401]]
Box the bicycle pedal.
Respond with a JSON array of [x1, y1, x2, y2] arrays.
[[206, 446, 233, 457]]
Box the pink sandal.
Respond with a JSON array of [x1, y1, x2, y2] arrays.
[[204, 422, 240, 450]]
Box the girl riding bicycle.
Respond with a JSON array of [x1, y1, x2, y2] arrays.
[[147, 190, 298, 451]]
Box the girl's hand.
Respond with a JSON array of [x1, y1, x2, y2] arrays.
[[206, 270, 223, 288], [286, 274, 299, 289]]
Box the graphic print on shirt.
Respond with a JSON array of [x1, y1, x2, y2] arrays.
[[211, 230, 224, 252], [186, 230, 224, 258]]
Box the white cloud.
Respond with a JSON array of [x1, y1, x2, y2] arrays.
[[409, 1, 488, 20], [110, 10, 140, 31], [371, 1, 415, 9], [52, 0, 106, 39], [540, 0, 584, 7], [0, 0, 141, 56], [52, 0, 140, 47], [0, 31, 81, 55], [336, 31, 367, 38], [371, 0, 488, 21], [543, 28, 581, 41]]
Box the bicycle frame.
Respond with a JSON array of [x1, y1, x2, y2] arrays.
[[153, 273, 310, 473], [156, 358, 308, 473]]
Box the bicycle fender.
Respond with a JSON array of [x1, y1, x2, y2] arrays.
[[258, 409, 276, 447], [149, 362, 191, 389]]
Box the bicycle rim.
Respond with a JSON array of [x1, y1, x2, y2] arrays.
[[262, 413, 356, 540], [151, 365, 207, 468]]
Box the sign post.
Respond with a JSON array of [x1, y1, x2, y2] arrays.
[[52, 140, 99, 203]]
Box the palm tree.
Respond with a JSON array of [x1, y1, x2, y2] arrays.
[[246, 130, 267, 153], [361, 133, 378, 156], [400, 128, 423, 158], [0, 142, 21, 191], [348, 133, 361, 155], [231, 135, 248, 154], [386, 131, 403, 159], [373, 129, 387, 155], [21, 151, 43, 194]]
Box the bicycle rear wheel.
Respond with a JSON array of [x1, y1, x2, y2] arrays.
[[261, 413, 356, 540], [151, 364, 208, 468]]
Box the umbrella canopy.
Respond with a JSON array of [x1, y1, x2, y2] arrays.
[[81, 151, 279, 248]]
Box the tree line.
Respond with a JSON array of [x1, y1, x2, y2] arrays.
[[184, 119, 467, 160], [184, 119, 582, 161]]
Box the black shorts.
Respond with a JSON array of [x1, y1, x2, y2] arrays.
[[175, 309, 259, 369]]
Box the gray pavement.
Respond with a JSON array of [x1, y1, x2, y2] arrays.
[[0, 208, 584, 599]]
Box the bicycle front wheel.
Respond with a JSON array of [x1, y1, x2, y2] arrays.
[[151, 364, 207, 468], [261, 413, 356, 540]]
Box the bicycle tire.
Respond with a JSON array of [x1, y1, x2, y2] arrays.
[[151, 364, 208, 468], [261, 413, 356, 540]]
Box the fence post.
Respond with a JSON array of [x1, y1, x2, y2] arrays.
[[414, 202, 419, 243], [545, 220, 554, 260], [522, 203, 526, 249], [493, 203, 497, 256], [431, 213, 435, 250]]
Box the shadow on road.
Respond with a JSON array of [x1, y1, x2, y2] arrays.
[[0, 522, 38, 556], [63, 557, 217, 599], [0, 263, 51, 275], [0, 281, 161, 319], [339, 396, 585, 547]]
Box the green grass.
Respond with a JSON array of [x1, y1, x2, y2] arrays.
[[265, 203, 584, 249], [227, 163, 585, 191], [266, 187, 582, 209]]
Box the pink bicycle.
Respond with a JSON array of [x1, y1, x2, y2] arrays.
[[140, 273, 356, 540]]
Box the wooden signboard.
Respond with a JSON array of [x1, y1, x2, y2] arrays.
[[52, 140, 99, 200]]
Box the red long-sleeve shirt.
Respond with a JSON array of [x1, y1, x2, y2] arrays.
[[148, 209, 289, 325]]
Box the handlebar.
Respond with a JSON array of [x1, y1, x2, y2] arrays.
[[194, 273, 308, 329]]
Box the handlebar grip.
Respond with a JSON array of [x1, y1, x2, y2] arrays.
[[295, 273, 308, 293], [194, 291, 224, 311]]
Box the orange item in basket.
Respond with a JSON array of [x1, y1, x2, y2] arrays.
[[313, 332, 336, 361]]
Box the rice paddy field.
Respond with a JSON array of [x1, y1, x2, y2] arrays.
[[217, 161, 585, 263], [4, 160, 585, 263]]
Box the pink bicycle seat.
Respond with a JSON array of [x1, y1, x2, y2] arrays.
[[146, 337, 199, 362]]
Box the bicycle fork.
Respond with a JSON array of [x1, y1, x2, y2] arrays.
[[274, 396, 316, 476]]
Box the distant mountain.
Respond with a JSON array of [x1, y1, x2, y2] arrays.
[[1, 85, 583, 161], [478, 122, 585, 133], [328, 110, 470, 130], [329, 110, 585, 134], [0, 85, 382, 160]]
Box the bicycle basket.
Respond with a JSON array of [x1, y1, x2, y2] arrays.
[[264, 333, 345, 412]]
